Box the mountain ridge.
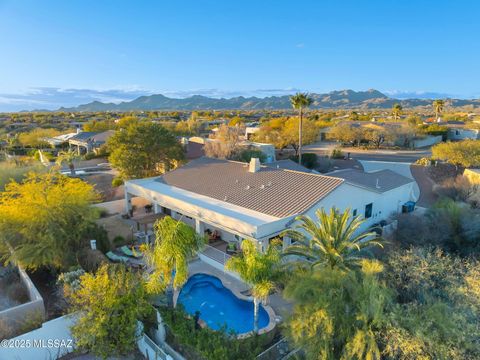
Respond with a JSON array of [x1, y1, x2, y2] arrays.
[[58, 89, 480, 112]]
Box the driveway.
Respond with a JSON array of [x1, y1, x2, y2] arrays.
[[359, 160, 421, 201]]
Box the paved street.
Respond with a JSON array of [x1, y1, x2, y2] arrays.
[[304, 142, 431, 163]]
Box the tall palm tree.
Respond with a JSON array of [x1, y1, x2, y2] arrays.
[[225, 239, 281, 334], [392, 103, 402, 121], [433, 99, 445, 120], [290, 92, 313, 166], [283, 208, 382, 270], [141, 216, 205, 294], [56, 149, 81, 176]]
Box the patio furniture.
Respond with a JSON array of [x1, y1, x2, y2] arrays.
[[106, 251, 129, 263], [226, 242, 238, 255], [120, 245, 142, 258], [205, 229, 221, 243]]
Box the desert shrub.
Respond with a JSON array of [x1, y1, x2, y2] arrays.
[[330, 147, 344, 159], [427, 198, 480, 255], [395, 213, 440, 248], [83, 223, 110, 253], [234, 149, 267, 163], [6, 282, 29, 304], [77, 249, 107, 273], [58, 268, 85, 293], [380, 248, 480, 359], [113, 235, 127, 247], [434, 175, 478, 202], [395, 201, 480, 256], [111, 176, 124, 187], [414, 157, 433, 166], [290, 153, 318, 169]]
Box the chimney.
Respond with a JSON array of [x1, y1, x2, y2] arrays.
[[76, 126, 82, 134], [249, 158, 261, 173]]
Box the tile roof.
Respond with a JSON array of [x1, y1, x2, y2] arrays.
[[156, 157, 344, 218], [70, 130, 115, 143], [266, 159, 312, 173], [330, 168, 413, 193]]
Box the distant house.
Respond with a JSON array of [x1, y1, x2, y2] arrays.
[[447, 126, 480, 141], [68, 130, 115, 154], [125, 157, 415, 271]]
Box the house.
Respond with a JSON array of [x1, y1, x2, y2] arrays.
[[447, 126, 480, 141], [124, 157, 415, 270], [68, 130, 115, 154]]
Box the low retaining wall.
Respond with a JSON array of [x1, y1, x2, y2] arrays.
[[0, 267, 45, 336], [412, 135, 442, 148]]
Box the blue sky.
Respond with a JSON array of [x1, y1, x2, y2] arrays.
[[0, 0, 479, 111]]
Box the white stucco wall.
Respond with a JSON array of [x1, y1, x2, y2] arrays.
[[126, 177, 415, 247], [300, 182, 415, 232], [448, 128, 480, 140]]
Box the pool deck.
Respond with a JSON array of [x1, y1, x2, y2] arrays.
[[185, 259, 293, 319]]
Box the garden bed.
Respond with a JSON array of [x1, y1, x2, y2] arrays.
[[0, 266, 29, 311]]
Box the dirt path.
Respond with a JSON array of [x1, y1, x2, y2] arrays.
[[410, 165, 438, 207]]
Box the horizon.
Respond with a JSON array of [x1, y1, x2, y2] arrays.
[[1, 0, 480, 111]]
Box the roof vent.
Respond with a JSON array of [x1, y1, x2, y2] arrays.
[[267, 181, 272, 187], [224, 196, 228, 201], [260, 184, 265, 189], [235, 179, 239, 184], [249, 158, 261, 173], [376, 178, 381, 189], [245, 185, 251, 190]]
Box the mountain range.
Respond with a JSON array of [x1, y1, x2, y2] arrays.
[[58, 89, 480, 112]]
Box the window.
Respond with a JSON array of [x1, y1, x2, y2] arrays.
[[365, 203, 373, 219], [352, 209, 357, 217]]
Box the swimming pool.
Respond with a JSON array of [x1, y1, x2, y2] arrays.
[[177, 273, 270, 334]]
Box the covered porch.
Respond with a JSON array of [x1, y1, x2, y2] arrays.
[[124, 178, 292, 272]]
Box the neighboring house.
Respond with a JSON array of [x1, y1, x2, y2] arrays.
[[245, 126, 260, 140], [125, 157, 414, 270], [447, 127, 480, 141], [186, 137, 276, 163], [44, 132, 78, 147], [68, 130, 115, 154]]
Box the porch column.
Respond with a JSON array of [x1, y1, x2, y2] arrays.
[[282, 236, 292, 251], [195, 219, 204, 235], [125, 190, 133, 215]]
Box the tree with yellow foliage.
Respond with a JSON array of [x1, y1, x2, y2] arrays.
[[68, 264, 153, 359], [0, 172, 99, 269]]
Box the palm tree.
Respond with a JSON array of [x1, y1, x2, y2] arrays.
[[141, 216, 205, 294], [225, 239, 281, 334], [290, 92, 313, 166], [284, 259, 388, 360], [283, 208, 382, 270], [433, 99, 445, 120], [56, 149, 81, 176], [392, 103, 402, 121]]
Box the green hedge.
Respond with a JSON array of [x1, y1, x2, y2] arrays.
[[289, 153, 318, 169]]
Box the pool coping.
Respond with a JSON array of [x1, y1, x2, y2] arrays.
[[173, 269, 277, 339]]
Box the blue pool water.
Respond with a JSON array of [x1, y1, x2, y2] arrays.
[[178, 273, 270, 334]]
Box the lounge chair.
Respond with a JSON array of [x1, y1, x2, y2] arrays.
[[120, 245, 142, 258], [106, 251, 129, 263]]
